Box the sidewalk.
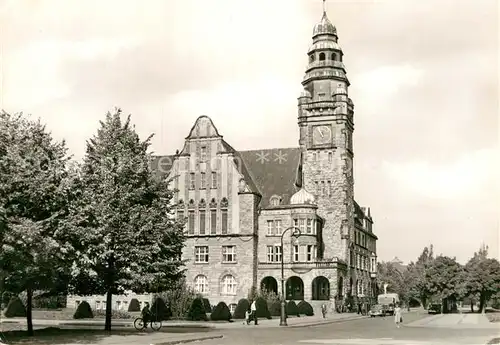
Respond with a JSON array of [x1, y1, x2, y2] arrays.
[[406, 313, 499, 329], [0, 312, 366, 330]]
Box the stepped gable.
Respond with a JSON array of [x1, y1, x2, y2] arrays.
[[238, 147, 301, 208]]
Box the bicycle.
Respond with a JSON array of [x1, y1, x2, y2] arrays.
[[133, 317, 162, 331]]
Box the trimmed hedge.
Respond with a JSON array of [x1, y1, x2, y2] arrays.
[[255, 297, 271, 319], [151, 297, 172, 321], [128, 298, 141, 312], [286, 300, 299, 317], [202, 298, 212, 313], [73, 301, 93, 319], [269, 300, 282, 317], [4, 296, 26, 318], [210, 301, 232, 321], [187, 298, 207, 321], [297, 300, 314, 316], [233, 298, 250, 319]]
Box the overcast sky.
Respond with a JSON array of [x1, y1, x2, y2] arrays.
[[1, 0, 498, 264]]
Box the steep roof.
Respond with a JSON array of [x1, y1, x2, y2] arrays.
[[238, 148, 301, 208]]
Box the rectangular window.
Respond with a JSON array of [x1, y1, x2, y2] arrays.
[[200, 146, 207, 162], [328, 152, 333, 162], [210, 210, 217, 234], [299, 219, 306, 232], [267, 220, 274, 236], [327, 180, 331, 196], [189, 173, 195, 190], [293, 218, 299, 228], [200, 172, 206, 189], [199, 210, 206, 235], [222, 245, 236, 263], [275, 220, 282, 235], [321, 181, 326, 196], [306, 219, 313, 234], [293, 245, 299, 262], [315, 181, 319, 195], [195, 246, 209, 263], [221, 209, 228, 234], [188, 210, 195, 234], [211, 172, 217, 188], [306, 245, 316, 262], [267, 246, 282, 262]]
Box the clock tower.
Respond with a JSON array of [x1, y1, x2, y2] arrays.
[[297, 9, 354, 264]]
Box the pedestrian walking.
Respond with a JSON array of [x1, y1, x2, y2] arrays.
[[321, 303, 327, 318], [394, 303, 402, 328], [244, 308, 251, 325], [250, 299, 258, 325]]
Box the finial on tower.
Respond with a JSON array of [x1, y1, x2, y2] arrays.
[[323, 0, 326, 14]]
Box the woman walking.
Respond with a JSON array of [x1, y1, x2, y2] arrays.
[[394, 303, 402, 328]]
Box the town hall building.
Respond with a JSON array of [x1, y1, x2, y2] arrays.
[[152, 8, 379, 313], [66, 7, 379, 314]]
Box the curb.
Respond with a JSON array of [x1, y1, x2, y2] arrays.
[[289, 316, 367, 328], [153, 335, 223, 345]]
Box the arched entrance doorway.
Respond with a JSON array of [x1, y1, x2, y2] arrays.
[[260, 276, 278, 295], [312, 276, 330, 300], [286, 276, 304, 300]]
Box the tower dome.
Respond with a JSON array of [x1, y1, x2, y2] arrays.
[[313, 11, 337, 37], [291, 188, 315, 205]]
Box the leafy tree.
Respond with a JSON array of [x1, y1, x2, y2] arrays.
[[0, 112, 73, 336], [376, 261, 414, 307], [425, 255, 464, 312], [463, 245, 500, 313], [406, 245, 435, 308], [61, 109, 186, 331]]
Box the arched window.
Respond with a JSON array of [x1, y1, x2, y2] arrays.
[[188, 199, 195, 209], [331, 53, 337, 61], [319, 52, 325, 61], [309, 54, 315, 63], [221, 275, 237, 295], [194, 275, 208, 293], [270, 195, 281, 206]]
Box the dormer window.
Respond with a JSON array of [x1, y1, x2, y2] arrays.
[[269, 195, 281, 206]]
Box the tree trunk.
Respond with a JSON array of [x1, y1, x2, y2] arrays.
[[26, 288, 34, 336], [105, 289, 112, 331], [479, 293, 486, 314], [470, 301, 474, 313]]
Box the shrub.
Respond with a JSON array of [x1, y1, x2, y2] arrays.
[[128, 298, 141, 312], [187, 298, 207, 321], [73, 301, 93, 319], [255, 297, 271, 319], [151, 297, 171, 321], [157, 279, 197, 319], [202, 298, 212, 314], [233, 298, 250, 319], [210, 301, 232, 321], [32, 295, 66, 309], [94, 309, 132, 319], [1, 291, 13, 310], [286, 300, 299, 317], [269, 300, 282, 317], [4, 296, 27, 318], [297, 300, 314, 316]]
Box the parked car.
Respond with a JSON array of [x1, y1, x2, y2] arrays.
[[428, 303, 442, 314], [369, 304, 386, 317]]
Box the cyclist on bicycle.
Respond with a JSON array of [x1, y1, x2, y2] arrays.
[[141, 302, 151, 328]]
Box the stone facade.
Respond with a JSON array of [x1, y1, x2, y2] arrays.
[[68, 9, 379, 312]]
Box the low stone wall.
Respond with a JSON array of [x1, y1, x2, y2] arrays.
[[66, 292, 153, 311]]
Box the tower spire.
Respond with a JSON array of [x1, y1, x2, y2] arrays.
[[323, 0, 326, 14]]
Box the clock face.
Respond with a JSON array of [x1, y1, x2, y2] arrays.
[[312, 125, 332, 146]]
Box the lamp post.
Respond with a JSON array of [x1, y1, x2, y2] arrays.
[[280, 226, 302, 327]]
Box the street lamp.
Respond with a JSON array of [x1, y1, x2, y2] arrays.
[[280, 226, 302, 327]]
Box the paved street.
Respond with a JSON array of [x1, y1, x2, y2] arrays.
[[196, 311, 499, 345]]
